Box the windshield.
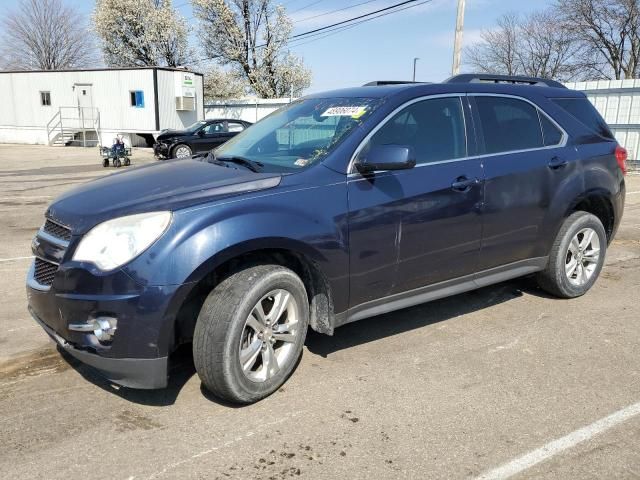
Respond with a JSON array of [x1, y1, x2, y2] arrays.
[[214, 97, 382, 173], [185, 121, 208, 133]]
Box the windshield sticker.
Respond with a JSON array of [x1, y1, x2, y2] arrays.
[[321, 106, 368, 118], [294, 158, 309, 167]]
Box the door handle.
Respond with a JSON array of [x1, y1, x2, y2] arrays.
[[451, 176, 478, 192], [548, 156, 568, 169]]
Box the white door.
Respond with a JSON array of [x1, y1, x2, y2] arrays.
[[75, 84, 93, 127]]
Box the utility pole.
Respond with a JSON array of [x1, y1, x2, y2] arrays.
[[412, 57, 420, 82], [451, 0, 466, 76]]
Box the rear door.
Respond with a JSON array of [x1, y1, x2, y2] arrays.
[[470, 94, 575, 272], [347, 95, 484, 307]]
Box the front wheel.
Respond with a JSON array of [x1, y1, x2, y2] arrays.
[[172, 144, 192, 159], [536, 211, 607, 298], [193, 265, 309, 404]]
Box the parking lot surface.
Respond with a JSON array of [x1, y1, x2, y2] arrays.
[[0, 145, 639, 479]]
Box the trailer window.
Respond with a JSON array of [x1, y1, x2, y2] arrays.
[[40, 91, 51, 106], [130, 91, 144, 108]]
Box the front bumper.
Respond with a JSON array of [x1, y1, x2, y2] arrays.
[[153, 142, 170, 158], [26, 254, 189, 389], [30, 307, 168, 389]]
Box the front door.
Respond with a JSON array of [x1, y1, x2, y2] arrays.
[[192, 121, 226, 152], [347, 95, 484, 308]]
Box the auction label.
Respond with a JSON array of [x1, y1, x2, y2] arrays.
[[321, 106, 368, 117]]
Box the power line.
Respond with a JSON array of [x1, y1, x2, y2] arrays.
[[289, 0, 419, 40], [288, 0, 323, 15], [293, 0, 385, 25], [189, 0, 428, 65], [288, 0, 433, 48]]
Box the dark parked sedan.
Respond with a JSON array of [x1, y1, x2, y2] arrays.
[[153, 119, 252, 159]]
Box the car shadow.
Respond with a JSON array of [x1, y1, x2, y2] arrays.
[[58, 344, 206, 407], [305, 275, 551, 358]]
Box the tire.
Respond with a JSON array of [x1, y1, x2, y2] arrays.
[[172, 144, 192, 159], [124, 158, 131, 167], [193, 265, 309, 404], [102, 158, 109, 168], [536, 211, 607, 298], [114, 158, 121, 168]]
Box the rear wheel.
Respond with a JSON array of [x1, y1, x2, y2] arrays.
[[172, 144, 192, 159], [193, 265, 309, 404], [536, 211, 607, 298]]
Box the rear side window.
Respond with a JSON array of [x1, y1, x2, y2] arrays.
[[552, 98, 613, 139], [475, 96, 543, 154], [365, 97, 467, 165], [539, 114, 564, 146]]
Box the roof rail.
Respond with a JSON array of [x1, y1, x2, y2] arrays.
[[445, 73, 566, 89], [362, 80, 425, 86]]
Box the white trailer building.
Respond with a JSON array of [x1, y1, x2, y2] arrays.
[[0, 67, 204, 147]]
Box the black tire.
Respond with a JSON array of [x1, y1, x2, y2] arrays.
[[536, 211, 607, 298], [102, 158, 109, 167], [171, 144, 192, 159], [124, 158, 131, 167], [193, 265, 309, 404], [114, 158, 121, 168]]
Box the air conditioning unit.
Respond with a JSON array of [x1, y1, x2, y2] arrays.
[[176, 96, 195, 111]]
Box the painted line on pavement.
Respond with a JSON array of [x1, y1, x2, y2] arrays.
[[475, 401, 640, 480], [0, 256, 34, 263]]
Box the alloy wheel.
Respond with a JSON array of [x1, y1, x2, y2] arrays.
[[565, 227, 601, 286], [238, 289, 300, 383]]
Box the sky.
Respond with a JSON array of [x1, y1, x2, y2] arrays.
[[6, 0, 555, 93]]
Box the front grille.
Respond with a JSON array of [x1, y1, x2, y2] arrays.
[[34, 258, 58, 286], [43, 219, 72, 241]]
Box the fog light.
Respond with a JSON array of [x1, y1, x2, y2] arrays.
[[93, 317, 118, 342], [69, 316, 118, 342]]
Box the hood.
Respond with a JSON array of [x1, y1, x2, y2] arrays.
[[156, 129, 192, 141], [46, 159, 281, 234]]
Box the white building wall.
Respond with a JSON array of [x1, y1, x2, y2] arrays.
[[157, 69, 204, 131], [0, 68, 203, 145], [204, 98, 292, 123]]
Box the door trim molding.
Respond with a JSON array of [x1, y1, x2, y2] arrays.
[[335, 256, 548, 327]]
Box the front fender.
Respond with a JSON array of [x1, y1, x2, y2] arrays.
[[123, 180, 350, 312]]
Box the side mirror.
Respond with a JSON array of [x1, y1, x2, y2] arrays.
[[355, 144, 416, 173], [197, 129, 205, 137]]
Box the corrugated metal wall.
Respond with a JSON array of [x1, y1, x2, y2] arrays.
[[565, 80, 640, 169]]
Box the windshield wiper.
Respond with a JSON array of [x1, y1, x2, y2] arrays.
[[215, 155, 264, 173]]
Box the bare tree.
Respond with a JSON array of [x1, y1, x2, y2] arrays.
[[93, 0, 193, 68], [192, 0, 311, 98], [465, 11, 585, 81], [0, 0, 96, 70], [556, 0, 640, 79]]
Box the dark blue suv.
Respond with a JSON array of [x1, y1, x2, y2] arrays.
[[27, 74, 627, 403]]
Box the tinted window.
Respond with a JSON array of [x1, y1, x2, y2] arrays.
[[364, 97, 466, 165], [540, 113, 563, 146], [475, 97, 543, 154], [552, 98, 613, 139]]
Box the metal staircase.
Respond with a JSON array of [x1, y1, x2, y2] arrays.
[[46, 107, 101, 147]]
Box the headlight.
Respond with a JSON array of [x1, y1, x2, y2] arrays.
[[73, 211, 171, 271]]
